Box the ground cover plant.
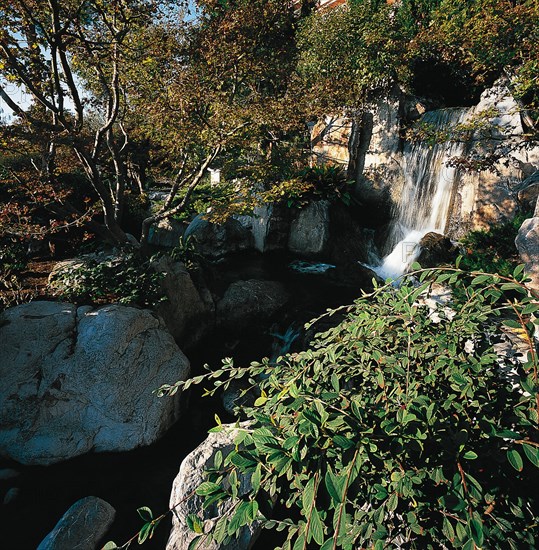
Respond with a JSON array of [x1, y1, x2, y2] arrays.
[[145, 264, 539, 550]]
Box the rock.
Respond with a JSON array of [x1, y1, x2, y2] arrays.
[[153, 256, 215, 349], [325, 202, 373, 263], [311, 115, 354, 168], [515, 215, 539, 293], [216, 280, 290, 332], [147, 218, 185, 249], [167, 423, 259, 550], [0, 301, 190, 465], [185, 215, 253, 260], [288, 200, 331, 256], [0, 468, 20, 481], [516, 170, 539, 211], [357, 89, 404, 202], [447, 80, 539, 236], [327, 262, 380, 289], [3, 487, 20, 505], [250, 203, 291, 253], [37, 496, 115, 550], [417, 232, 457, 267]]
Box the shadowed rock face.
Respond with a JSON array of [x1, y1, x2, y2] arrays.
[[516, 208, 539, 294], [167, 423, 259, 550], [216, 279, 290, 332], [417, 232, 458, 268], [0, 301, 190, 466], [37, 496, 115, 550]]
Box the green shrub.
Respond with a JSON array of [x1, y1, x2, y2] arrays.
[[0, 236, 27, 280], [459, 213, 531, 276], [49, 250, 165, 308], [264, 165, 354, 208], [167, 236, 200, 272], [159, 264, 538, 549]]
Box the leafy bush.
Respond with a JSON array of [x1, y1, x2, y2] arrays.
[[49, 250, 165, 308], [459, 212, 532, 276], [167, 236, 200, 272], [264, 165, 354, 208], [0, 236, 27, 279], [160, 264, 539, 549]]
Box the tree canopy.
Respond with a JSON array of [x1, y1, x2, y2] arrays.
[[1, 0, 538, 248]]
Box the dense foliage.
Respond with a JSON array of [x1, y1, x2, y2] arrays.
[[263, 165, 354, 208], [48, 250, 165, 307], [459, 212, 533, 277], [298, 0, 539, 114], [156, 265, 539, 549]]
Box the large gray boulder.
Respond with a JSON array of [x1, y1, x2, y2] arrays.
[[516, 214, 539, 294], [37, 496, 115, 550], [249, 204, 291, 253], [153, 256, 215, 349], [0, 301, 190, 465], [288, 200, 331, 256], [216, 279, 290, 332], [185, 215, 253, 260], [147, 218, 185, 248], [167, 424, 259, 550]]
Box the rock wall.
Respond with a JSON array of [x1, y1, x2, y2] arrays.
[[516, 195, 539, 294], [312, 78, 539, 240]]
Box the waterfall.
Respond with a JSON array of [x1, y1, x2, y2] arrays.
[[369, 108, 469, 280]]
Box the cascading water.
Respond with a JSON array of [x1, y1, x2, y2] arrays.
[[369, 107, 470, 280]]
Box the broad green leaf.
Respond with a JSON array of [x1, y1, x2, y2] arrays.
[[463, 451, 478, 460], [469, 517, 484, 547], [507, 449, 524, 471], [442, 517, 455, 543], [138, 522, 151, 545], [196, 481, 222, 496], [309, 507, 325, 545], [303, 477, 316, 511], [137, 506, 153, 522], [333, 435, 354, 449], [325, 469, 346, 504], [186, 514, 204, 534], [522, 443, 539, 467]]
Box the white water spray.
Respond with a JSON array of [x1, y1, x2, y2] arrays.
[[368, 108, 469, 280]]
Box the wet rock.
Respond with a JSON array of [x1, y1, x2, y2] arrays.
[[153, 256, 215, 349], [288, 200, 330, 256], [0, 301, 189, 465], [327, 262, 380, 289], [167, 423, 259, 550], [0, 468, 20, 481], [250, 204, 291, 253], [216, 280, 290, 332], [3, 487, 20, 506], [37, 496, 115, 550], [326, 202, 373, 263], [417, 232, 457, 267], [185, 215, 253, 261]]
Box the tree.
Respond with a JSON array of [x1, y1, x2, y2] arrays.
[[132, 0, 306, 243], [0, 0, 179, 244], [1, 0, 309, 248]]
